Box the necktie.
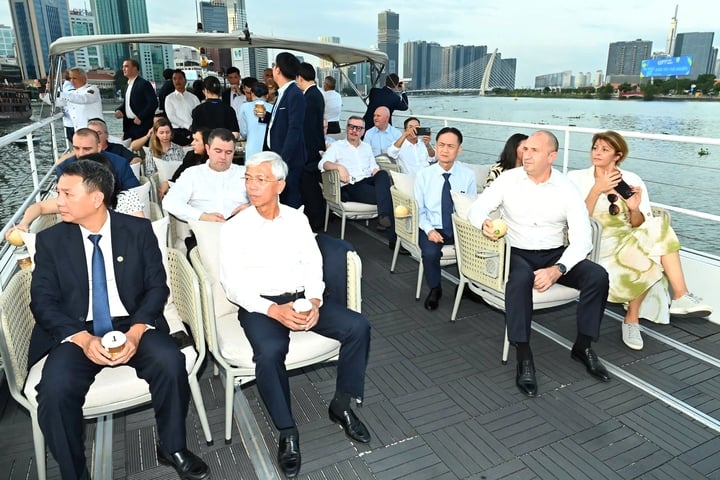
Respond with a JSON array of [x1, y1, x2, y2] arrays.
[[441, 172, 453, 232], [89, 234, 113, 336]]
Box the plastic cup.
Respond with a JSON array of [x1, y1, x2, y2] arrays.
[[101, 331, 126, 359], [292, 298, 313, 318], [254, 100, 266, 117]]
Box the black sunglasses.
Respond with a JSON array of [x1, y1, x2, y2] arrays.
[[607, 193, 619, 215]]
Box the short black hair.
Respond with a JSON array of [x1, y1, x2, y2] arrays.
[[124, 58, 140, 69], [226, 66, 240, 76], [241, 76, 258, 90], [62, 159, 116, 209], [436, 127, 463, 145], [385, 73, 400, 88], [172, 69, 186, 79], [403, 117, 420, 128], [203, 76, 222, 95], [274, 52, 300, 80], [297, 62, 316, 82], [207, 128, 236, 145], [163, 68, 174, 79]]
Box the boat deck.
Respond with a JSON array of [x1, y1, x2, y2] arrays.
[[3, 220, 720, 479]]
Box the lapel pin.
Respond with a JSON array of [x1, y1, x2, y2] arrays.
[[117, 256, 124, 262]]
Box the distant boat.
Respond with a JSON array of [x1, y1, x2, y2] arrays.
[[0, 87, 32, 121]]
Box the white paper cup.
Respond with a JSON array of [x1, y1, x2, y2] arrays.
[[292, 298, 313, 317], [101, 331, 126, 359]]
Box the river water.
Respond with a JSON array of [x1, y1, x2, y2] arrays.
[[1, 96, 719, 253]]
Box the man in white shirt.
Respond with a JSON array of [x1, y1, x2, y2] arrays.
[[219, 151, 371, 478], [114, 58, 158, 141], [415, 127, 476, 310], [363, 106, 402, 156], [44, 68, 103, 140], [467, 130, 610, 397], [387, 117, 436, 175], [319, 115, 394, 237], [322, 76, 342, 134], [162, 128, 248, 223], [164, 69, 200, 146]]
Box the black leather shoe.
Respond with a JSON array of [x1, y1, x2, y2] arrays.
[[277, 433, 301, 478], [571, 346, 610, 382], [329, 407, 371, 443], [388, 241, 410, 255], [424, 287, 442, 310], [516, 359, 538, 397], [156, 445, 210, 480]]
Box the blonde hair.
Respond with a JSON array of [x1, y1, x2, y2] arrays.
[[149, 118, 173, 157]]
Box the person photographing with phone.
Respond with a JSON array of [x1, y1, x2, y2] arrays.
[[386, 117, 436, 175], [568, 130, 712, 351], [362, 73, 409, 131]]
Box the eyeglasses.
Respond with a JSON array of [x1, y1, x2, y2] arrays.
[[244, 175, 280, 186], [607, 193, 619, 215], [347, 125, 365, 132]]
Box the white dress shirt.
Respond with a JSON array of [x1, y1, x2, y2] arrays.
[[162, 162, 248, 222], [415, 162, 477, 234], [219, 204, 325, 314], [566, 166, 652, 217], [164, 90, 200, 130], [318, 139, 378, 183], [467, 167, 592, 270], [387, 139, 435, 175], [56, 83, 104, 130], [363, 124, 402, 156], [124, 77, 137, 119], [323, 90, 342, 122]]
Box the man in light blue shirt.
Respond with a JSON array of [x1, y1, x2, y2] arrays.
[[363, 106, 402, 156], [414, 127, 477, 310]]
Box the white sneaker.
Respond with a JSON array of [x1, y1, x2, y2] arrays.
[[669, 293, 713, 317], [622, 323, 644, 350]]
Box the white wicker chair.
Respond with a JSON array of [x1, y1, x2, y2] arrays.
[[321, 169, 378, 239], [375, 154, 401, 173], [450, 213, 602, 364], [0, 248, 212, 480]]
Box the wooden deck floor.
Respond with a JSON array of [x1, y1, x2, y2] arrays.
[[3, 219, 720, 479]]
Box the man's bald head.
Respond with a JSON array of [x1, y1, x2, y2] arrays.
[[373, 106, 391, 130]]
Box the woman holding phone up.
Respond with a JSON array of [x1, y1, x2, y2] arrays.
[[567, 130, 711, 351]]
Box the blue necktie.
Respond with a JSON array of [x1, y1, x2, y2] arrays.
[[89, 234, 113, 336], [441, 172, 453, 232]]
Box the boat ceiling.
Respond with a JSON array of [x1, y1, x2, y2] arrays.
[[49, 32, 387, 68]]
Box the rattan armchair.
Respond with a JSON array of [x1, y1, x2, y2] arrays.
[[321, 169, 378, 239]]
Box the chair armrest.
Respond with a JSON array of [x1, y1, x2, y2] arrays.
[[452, 213, 509, 294], [321, 169, 341, 204], [390, 187, 419, 245], [188, 248, 221, 357], [346, 251, 362, 313], [167, 248, 205, 365]]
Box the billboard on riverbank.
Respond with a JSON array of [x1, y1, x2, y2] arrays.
[[641, 56, 692, 77]]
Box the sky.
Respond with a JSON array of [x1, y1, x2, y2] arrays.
[[1, 1, 718, 87]]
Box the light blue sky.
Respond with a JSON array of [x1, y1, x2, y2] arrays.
[[1, 1, 717, 87]]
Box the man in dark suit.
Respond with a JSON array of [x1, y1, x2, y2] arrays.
[[362, 73, 409, 131], [29, 160, 209, 480], [221, 66, 242, 107], [114, 59, 158, 141], [295, 62, 326, 230], [263, 51, 306, 208]]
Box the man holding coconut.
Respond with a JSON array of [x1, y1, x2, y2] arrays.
[[468, 130, 610, 397]]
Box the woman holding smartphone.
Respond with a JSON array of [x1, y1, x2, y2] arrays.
[[567, 130, 711, 350]]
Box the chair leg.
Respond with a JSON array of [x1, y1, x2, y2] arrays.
[[390, 240, 400, 272], [324, 206, 330, 232], [502, 326, 510, 365], [189, 376, 214, 445], [450, 278, 466, 322], [30, 411, 47, 480], [340, 215, 346, 239], [416, 263, 424, 300], [225, 374, 234, 444]]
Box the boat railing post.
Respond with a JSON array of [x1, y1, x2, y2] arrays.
[[50, 120, 59, 164], [561, 127, 571, 174], [26, 132, 40, 202]]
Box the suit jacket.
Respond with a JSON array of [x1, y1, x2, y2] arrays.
[[303, 85, 325, 172], [363, 86, 409, 130], [29, 211, 169, 365], [56, 152, 141, 191], [264, 82, 307, 169], [116, 76, 158, 140]]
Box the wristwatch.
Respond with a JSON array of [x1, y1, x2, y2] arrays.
[[554, 263, 567, 275]]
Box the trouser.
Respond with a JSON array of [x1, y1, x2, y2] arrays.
[[341, 171, 395, 240], [173, 128, 192, 146], [238, 293, 370, 430], [505, 246, 609, 344], [418, 227, 453, 289], [280, 161, 304, 208], [327, 121, 340, 134], [36, 322, 189, 480], [300, 169, 326, 228]]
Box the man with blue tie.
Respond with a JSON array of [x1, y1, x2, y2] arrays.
[[414, 127, 477, 310], [29, 160, 209, 480]]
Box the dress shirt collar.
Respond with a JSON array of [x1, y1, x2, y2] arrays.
[[79, 211, 111, 237]]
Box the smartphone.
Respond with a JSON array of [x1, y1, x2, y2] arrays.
[[415, 126, 431, 136], [615, 178, 634, 199]]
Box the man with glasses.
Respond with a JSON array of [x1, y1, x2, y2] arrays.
[[220, 151, 371, 478], [468, 130, 610, 397], [319, 115, 394, 236]]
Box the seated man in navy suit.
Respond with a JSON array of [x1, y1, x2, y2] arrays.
[[219, 151, 371, 478], [29, 160, 208, 480]]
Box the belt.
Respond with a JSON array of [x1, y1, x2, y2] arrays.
[[260, 291, 305, 302]]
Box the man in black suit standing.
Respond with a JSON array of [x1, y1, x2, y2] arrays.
[[295, 62, 326, 230], [114, 59, 158, 141], [29, 160, 209, 480], [263, 52, 306, 208], [362, 73, 409, 131]]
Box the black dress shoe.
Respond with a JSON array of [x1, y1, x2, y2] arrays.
[[277, 433, 301, 478], [329, 407, 371, 443], [516, 359, 538, 397], [156, 445, 210, 480], [424, 287, 442, 310], [571, 346, 610, 382]]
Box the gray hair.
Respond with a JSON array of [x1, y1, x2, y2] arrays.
[[69, 67, 87, 78], [245, 151, 288, 180]]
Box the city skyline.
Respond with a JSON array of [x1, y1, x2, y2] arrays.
[[1, 1, 718, 86]]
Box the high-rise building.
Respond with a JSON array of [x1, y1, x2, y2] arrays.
[[403, 41, 442, 89], [535, 71, 574, 89], [318, 36, 340, 69], [92, 0, 155, 74], [441, 44, 487, 89], [593, 70, 604, 87], [70, 9, 103, 70], [0, 24, 16, 58], [605, 39, 652, 82], [200, 1, 230, 70], [378, 10, 399, 74], [673, 32, 717, 78], [9, 0, 74, 79], [665, 5, 678, 56], [227, 0, 247, 32]]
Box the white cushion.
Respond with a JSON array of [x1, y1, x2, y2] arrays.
[[129, 181, 152, 219], [130, 162, 141, 180], [451, 191, 477, 219], [464, 163, 492, 190], [389, 170, 415, 197], [155, 157, 182, 183]]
